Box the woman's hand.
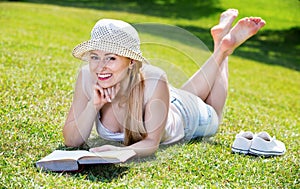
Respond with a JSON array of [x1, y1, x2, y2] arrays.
[[93, 83, 120, 110], [89, 145, 120, 152]]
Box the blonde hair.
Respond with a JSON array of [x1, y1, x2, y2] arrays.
[[122, 61, 147, 146]]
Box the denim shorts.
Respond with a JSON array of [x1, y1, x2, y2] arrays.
[[170, 86, 219, 141]]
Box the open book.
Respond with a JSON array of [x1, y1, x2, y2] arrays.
[[36, 149, 136, 171]]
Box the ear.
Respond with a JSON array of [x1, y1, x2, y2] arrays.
[[129, 59, 135, 69]]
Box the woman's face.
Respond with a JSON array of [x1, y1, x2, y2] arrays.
[[88, 50, 131, 88]]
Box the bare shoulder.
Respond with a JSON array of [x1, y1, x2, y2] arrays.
[[141, 64, 169, 103], [141, 64, 167, 81]]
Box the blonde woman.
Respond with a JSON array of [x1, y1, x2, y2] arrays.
[[63, 9, 266, 157]]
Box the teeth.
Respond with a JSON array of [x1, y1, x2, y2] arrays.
[[98, 73, 112, 78]]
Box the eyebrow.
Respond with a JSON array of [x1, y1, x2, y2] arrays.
[[90, 52, 118, 56]]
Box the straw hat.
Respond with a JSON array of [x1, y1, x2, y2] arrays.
[[72, 19, 148, 64]]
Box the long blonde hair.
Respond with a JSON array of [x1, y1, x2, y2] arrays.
[[122, 61, 147, 146]]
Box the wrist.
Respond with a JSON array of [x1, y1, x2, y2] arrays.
[[87, 100, 100, 114]]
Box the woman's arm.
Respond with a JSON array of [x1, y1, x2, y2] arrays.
[[90, 78, 170, 157], [130, 78, 169, 156], [63, 69, 98, 147], [63, 68, 120, 147]]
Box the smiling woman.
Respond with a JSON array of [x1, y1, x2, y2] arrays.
[[62, 10, 266, 157], [88, 51, 131, 90]]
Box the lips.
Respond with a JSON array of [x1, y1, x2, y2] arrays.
[[97, 73, 112, 81]]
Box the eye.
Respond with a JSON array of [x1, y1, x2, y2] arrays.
[[105, 56, 116, 61], [90, 55, 100, 60]]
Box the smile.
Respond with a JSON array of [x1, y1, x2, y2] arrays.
[[97, 73, 112, 81]]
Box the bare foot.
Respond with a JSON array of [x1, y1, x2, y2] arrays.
[[211, 9, 239, 49], [221, 17, 266, 56]]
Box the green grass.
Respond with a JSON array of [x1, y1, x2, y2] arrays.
[[1, 0, 299, 188]]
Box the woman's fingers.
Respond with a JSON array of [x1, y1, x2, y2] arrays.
[[104, 88, 111, 102], [111, 85, 115, 99], [107, 87, 112, 95], [95, 83, 121, 103], [94, 84, 104, 98], [92, 84, 108, 110], [105, 83, 121, 102]]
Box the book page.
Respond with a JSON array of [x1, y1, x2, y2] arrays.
[[37, 150, 97, 162], [36, 149, 136, 171], [93, 150, 136, 162], [78, 150, 136, 164]]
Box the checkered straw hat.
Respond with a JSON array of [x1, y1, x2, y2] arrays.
[[72, 19, 148, 64]]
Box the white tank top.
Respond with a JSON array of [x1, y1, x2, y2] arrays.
[[80, 64, 184, 144]]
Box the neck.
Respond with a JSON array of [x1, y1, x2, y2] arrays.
[[114, 70, 137, 103]]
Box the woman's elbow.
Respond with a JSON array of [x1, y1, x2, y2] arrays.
[[135, 141, 160, 157], [63, 137, 84, 147], [63, 129, 85, 147], [141, 145, 159, 157]]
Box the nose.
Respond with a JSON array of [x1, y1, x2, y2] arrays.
[[96, 59, 107, 69], [91, 58, 110, 70]]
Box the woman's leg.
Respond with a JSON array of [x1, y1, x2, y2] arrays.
[[204, 9, 239, 121], [181, 15, 266, 121], [181, 9, 238, 118]]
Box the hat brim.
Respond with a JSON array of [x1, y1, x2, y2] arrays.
[[72, 40, 148, 64]]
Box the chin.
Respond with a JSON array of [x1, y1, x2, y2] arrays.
[[97, 82, 114, 89]]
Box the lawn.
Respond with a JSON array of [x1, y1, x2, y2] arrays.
[[0, 0, 299, 188]]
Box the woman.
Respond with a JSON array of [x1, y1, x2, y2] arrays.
[[63, 9, 266, 157]]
